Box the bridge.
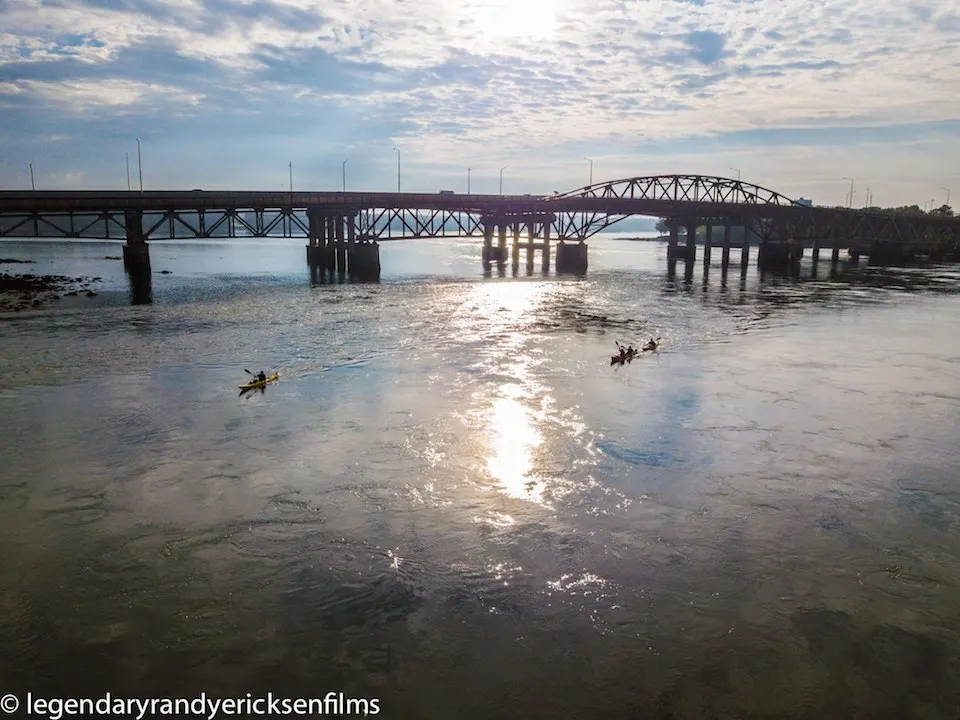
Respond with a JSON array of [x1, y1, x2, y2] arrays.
[[1, 174, 958, 280]]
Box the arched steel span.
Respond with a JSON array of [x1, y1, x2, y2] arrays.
[[550, 174, 799, 207]]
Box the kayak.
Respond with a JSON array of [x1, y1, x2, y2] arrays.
[[610, 353, 636, 364], [238, 373, 279, 390]]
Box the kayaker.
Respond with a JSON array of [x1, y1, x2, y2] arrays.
[[257, 371, 266, 382]]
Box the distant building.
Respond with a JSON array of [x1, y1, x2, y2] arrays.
[[794, 198, 813, 207]]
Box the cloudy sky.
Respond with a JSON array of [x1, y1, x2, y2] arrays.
[[0, 0, 957, 207]]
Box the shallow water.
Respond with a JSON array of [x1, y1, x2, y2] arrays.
[[1, 236, 959, 718]]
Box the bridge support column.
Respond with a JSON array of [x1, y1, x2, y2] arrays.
[[324, 216, 336, 274], [542, 223, 551, 272], [122, 209, 151, 274], [335, 215, 347, 275], [347, 238, 380, 281], [741, 227, 751, 274], [491, 221, 509, 265], [721, 224, 731, 269], [703, 223, 713, 269], [849, 248, 860, 265], [556, 239, 587, 275], [306, 208, 324, 269], [685, 221, 697, 263], [482, 223, 494, 267]]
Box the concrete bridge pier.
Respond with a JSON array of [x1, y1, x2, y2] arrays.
[[555, 239, 587, 275], [123, 209, 153, 303], [542, 223, 551, 272], [334, 216, 347, 276], [757, 239, 803, 273], [703, 223, 713, 271], [740, 229, 751, 275], [482, 224, 494, 267], [720, 224, 732, 284], [348, 238, 381, 281], [123, 209, 151, 274]]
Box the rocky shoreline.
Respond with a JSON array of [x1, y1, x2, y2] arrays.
[[0, 261, 101, 313]]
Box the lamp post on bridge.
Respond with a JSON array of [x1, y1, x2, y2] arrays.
[[730, 167, 740, 181], [467, 167, 471, 194], [137, 138, 143, 192], [393, 147, 400, 192], [842, 176, 854, 208], [289, 161, 293, 193], [584, 157, 593, 186], [500, 166, 506, 195], [342, 159, 348, 192], [29, 163, 34, 191], [126, 153, 131, 191], [941, 187, 951, 208]]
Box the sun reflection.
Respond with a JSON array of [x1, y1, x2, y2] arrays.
[[486, 392, 545, 504]]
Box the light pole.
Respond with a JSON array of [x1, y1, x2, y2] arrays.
[[730, 167, 741, 181], [125, 152, 131, 190], [842, 176, 854, 208], [467, 167, 471, 194], [584, 157, 593, 186], [941, 187, 951, 208], [500, 166, 506, 195], [137, 138, 143, 192], [289, 161, 293, 193], [342, 158, 348, 192], [864, 187, 870, 208], [29, 163, 35, 191], [393, 147, 400, 192]]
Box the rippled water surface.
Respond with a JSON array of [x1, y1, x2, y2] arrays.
[[2, 236, 960, 718]]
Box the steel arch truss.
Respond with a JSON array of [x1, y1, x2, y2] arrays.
[[552, 175, 798, 206]]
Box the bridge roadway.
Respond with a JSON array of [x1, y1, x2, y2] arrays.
[[1, 175, 958, 279]]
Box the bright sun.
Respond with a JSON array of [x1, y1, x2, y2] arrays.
[[467, 0, 560, 41]]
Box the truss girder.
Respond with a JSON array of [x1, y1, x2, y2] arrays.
[[358, 208, 483, 240]]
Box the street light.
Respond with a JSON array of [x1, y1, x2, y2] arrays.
[[500, 166, 506, 195], [342, 158, 349, 192], [125, 152, 131, 191], [842, 176, 854, 208], [467, 167, 471, 194], [941, 187, 951, 207], [137, 138, 143, 192], [584, 157, 593, 186], [393, 147, 400, 192], [29, 163, 35, 191], [730, 167, 741, 181], [289, 161, 293, 193]]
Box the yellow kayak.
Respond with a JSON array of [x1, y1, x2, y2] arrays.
[[238, 373, 279, 390]]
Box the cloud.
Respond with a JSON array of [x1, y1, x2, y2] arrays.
[[0, 0, 955, 204]]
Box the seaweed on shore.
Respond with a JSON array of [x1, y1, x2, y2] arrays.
[[0, 272, 102, 313]]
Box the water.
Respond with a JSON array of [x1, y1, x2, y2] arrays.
[[1, 234, 960, 718]]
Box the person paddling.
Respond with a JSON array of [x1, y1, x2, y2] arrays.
[[257, 371, 266, 382]]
